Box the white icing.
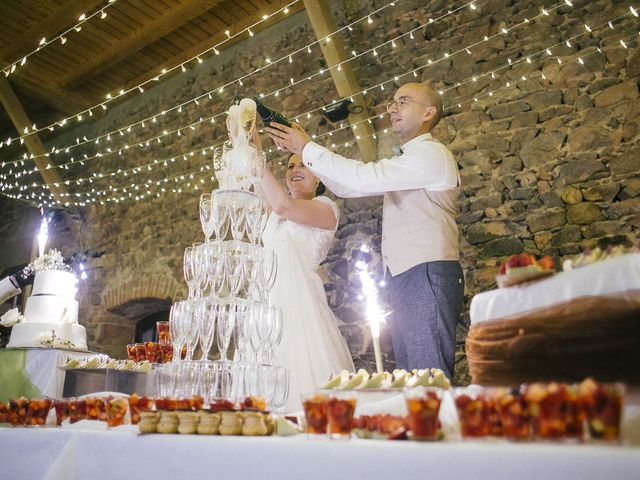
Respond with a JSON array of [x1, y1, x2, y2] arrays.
[[7, 322, 87, 350], [24, 296, 78, 324], [32, 270, 77, 298]]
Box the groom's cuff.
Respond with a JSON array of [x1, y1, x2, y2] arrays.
[[301, 141, 326, 169]]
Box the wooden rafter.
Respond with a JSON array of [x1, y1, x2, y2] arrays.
[[302, 0, 377, 161], [60, 0, 226, 89], [11, 75, 92, 116], [0, 0, 106, 69], [0, 76, 71, 205], [120, 0, 305, 92]]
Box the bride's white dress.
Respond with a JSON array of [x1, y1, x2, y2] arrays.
[[262, 195, 355, 412]]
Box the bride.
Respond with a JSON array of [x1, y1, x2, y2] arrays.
[[258, 148, 355, 412]]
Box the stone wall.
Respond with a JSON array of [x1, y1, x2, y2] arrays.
[[0, 0, 638, 385]]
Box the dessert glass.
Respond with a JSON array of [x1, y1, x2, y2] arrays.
[[126, 344, 137, 361], [0, 401, 9, 423], [326, 392, 357, 439], [525, 382, 571, 440], [453, 386, 489, 438], [492, 388, 530, 441], [128, 394, 154, 425], [26, 398, 52, 426], [145, 341, 162, 364], [404, 387, 443, 441], [54, 399, 70, 426], [134, 343, 147, 361], [9, 398, 29, 426], [160, 342, 173, 363], [106, 397, 129, 428], [301, 393, 328, 436], [156, 321, 171, 343], [85, 397, 107, 421], [68, 398, 87, 424], [579, 379, 624, 441]]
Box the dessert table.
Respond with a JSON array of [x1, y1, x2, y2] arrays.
[[1, 426, 639, 480]]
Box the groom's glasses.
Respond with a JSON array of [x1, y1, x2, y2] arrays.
[[386, 96, 432, 112]]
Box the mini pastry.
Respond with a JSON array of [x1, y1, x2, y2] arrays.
[[197, 412, 221, 435], [157, 411, 179, 434], [177, 411, 200, 434], [138, 412, 159, 434], [219, 411, 243, 435], [242, 412, 269, 436]]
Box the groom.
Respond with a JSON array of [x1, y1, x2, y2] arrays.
[[266, 82, 463, 379]]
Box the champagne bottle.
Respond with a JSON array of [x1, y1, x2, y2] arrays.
[[252, 97, 291, 127]]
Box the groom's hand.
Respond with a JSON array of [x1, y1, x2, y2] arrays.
[[265, 122, 311, 155]]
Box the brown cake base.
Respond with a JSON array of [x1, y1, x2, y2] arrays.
[[466, 291, 640, 386]]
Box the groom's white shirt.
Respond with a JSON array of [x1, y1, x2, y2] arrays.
[[302, 133, 460, 276]]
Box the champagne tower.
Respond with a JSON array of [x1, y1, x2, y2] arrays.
[[158, 99, 289, 413]]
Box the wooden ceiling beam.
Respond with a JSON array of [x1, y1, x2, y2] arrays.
[[302, 0, 377, 162], [61, 0, 226, 89], [0, 0, 106, 68], [10, 75, 92, 117], [121, 0, 305, 92], [0, 76, 77, 212]]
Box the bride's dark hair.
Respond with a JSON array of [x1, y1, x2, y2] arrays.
[[286, 152, 326, 196]]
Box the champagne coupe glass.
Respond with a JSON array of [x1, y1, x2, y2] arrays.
[[198, 298, 217, 361], [229, 193, 248, 241], [207, 242, 225, 297], [216, 302, 235, 361], [183, 299, 201, 361], [169, 301, 186, 362], [210, 192, 230, 241], [245, 197, 264, 245], [256, 303, 274, 363], [265, 304, 283, 364], [193, 242, 210, 297], [199, 193, 215, 242], [272, 366, 290, 414], [233, 302, 253, 362], [183, 247, 197, 298]]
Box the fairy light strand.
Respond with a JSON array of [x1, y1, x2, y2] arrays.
[[0, 0, 406, 148], [2, 3, 634, 194], [1, 0, 119, 75], [4, 25, 633, 208]]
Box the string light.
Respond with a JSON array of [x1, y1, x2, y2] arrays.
[[2, 1, 627, 195], [1, 0, 466, 170], [1, 1, 120, 76], [8, 7, 630, 201], [3, 0, 604, 188], [1, 0, 406, 150]]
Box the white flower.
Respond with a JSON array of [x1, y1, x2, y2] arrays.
[[24, 249, 76, 276], [0, 308, 25, 327], [37, 329, 77, 349]]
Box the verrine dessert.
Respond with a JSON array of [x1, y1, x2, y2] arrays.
[[326, 394, 357, 439], [453, 387, 489, 438], [579, 378, 623, 441], [302, 393, 328, 436], [404, 387, 443, 441]]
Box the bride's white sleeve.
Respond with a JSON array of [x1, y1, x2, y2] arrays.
[[313, 196, 340, 229]]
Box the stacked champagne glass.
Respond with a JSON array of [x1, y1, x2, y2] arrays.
[[157, 99, 289, 413]]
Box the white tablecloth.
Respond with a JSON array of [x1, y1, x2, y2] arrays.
[[0, 348, 96, 400], [470, 254, 640, 324], [0, 427, 638, 480]]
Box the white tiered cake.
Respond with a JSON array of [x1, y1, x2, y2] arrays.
[[8, 269, 87, 350]]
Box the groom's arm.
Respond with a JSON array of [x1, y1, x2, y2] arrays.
[[302, 141, 457, 194]]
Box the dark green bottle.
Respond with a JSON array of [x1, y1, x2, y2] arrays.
[[252, 97, 291, 127]]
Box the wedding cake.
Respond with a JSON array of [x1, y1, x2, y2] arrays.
[[7, 250, 87, 350]]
